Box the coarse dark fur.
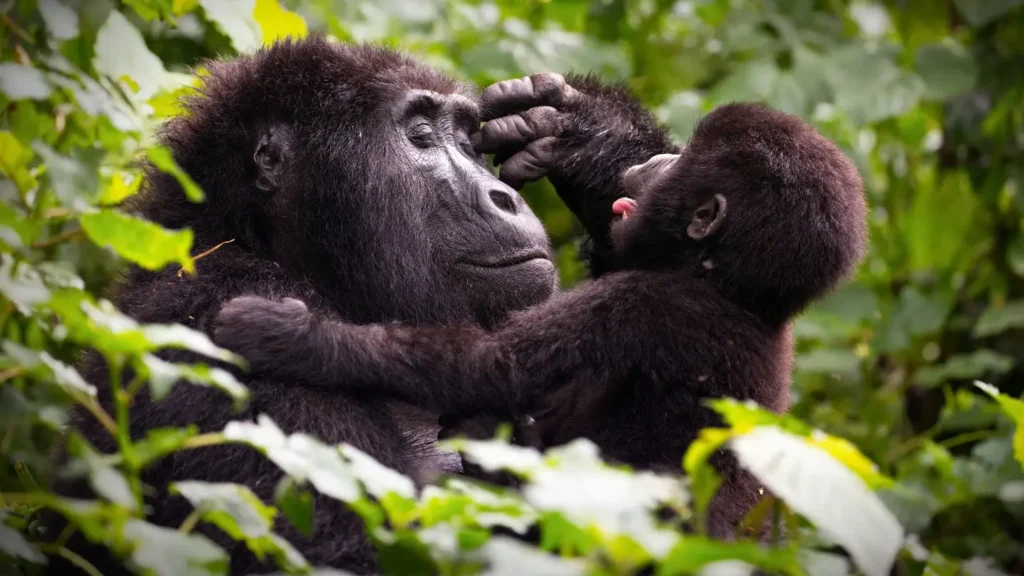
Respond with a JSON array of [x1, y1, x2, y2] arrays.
[[213, 103, 869, 539], [42, 37, 587, 575]]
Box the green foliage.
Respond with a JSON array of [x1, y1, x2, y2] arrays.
[[1, 0, 1024, 574]]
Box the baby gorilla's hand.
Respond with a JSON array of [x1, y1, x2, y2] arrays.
[[213, 296, 312, 377]]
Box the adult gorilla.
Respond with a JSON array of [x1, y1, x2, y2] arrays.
[[48, 38, 677, 574]]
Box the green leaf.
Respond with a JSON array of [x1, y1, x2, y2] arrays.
[[93, 10, 175, 100], [275, 477, 315, 537], [0, 255, 51, 314], [66, 433, 137, 510], [974, 382, 1024, 467], [172, 481, 277, 539], [200, 0, 263, 53], [914, 351, 1015, 387], [915, 41, 978, 100], [123, 0, 175, 20], [124, 520, 229, 576], [32, 142, 99, 209], [100, 172, 143, 206], [340, 444, 417, 499], [254, 0, 309, 44], [730, 427, 903, 576], [0, 511, 46, 564], [140, 354, 249, 406], [140, 324, 245, 365], [953, 0, 1024, 27], [477, 536, 584, 575], [974, 300, 1024, 337], [39, 0, 80, 40], [81, 209, 195, 273], [0, 64, 52, 100], [133, 426, 198, 467], [146, 146, 205, 202], [657, 536, 801, 576], [223, 415, 362, 502]]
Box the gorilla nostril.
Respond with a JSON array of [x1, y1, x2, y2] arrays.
[[489, 189, 518, 215]]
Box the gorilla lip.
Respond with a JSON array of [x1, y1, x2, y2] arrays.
[[460, 249, 550, 268]]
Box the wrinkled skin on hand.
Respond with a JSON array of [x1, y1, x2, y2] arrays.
[[474, 72, 678, 250]]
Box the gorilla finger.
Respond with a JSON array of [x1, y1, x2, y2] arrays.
[[498, 137, 558, 189], [481, 73, 577, 121], [474, 106, 561, 155]]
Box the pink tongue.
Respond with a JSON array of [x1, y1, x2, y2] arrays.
[[612, 197, 637, 219]]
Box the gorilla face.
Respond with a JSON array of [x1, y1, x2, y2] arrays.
[[392, 89, 556, 324]]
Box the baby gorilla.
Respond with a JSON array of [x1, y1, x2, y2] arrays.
[[213, 103, 867, 537]]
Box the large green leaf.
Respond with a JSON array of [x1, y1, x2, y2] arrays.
[[80, 209, 194, 273], [915, 41, 978, 101], [953, 0, 1024, 27], [124, 520, 229, 576], [730, 427, 903, 576], [0, 64, 52, 101], [0, 511, 46, 564]]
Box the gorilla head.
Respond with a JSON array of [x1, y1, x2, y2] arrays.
[[142, 38, 556, 327]]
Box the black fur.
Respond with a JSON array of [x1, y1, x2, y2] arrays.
[[213, 103, 868, 539], [42, 38, 600, 575]]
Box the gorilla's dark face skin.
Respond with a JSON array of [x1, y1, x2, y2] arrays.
[[387, 89, 555, 320], [254, 84, 555, 328]]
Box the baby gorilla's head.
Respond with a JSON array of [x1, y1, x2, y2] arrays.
[[611, 103, 867, 325]]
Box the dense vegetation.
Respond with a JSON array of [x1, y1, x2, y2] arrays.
[[1, 0, 1023, 574]]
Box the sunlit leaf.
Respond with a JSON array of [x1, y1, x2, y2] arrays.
[[254, 0, 309, 44], [200, 0, 262, 53], [275, 477, 314, 537], [223, 415, 362, 502], [93, 10, 175, 100], [0, 255, 50, 314], [730, 427, 903, 576], [124, 520, 229, 576], [133, 426, 198, 467], [657, 537, 800, 576], [140, 354, 249, 406], [146, 146, 205, 202], [32, 142, 99, 209], [0, 64, 52, 100], [81, 209, 194, 273], [99, 172, 143, 206], [39, 0, 80, 40], [66, 433, 137, 510], [974, 382, 1024, 467]]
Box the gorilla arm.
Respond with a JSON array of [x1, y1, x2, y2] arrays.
[[213, 278, 640, 421]]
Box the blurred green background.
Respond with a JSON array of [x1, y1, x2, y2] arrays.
[[3, 0, 1024, 571]]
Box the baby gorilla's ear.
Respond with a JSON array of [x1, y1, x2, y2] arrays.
[[687, 194, 727, 240]]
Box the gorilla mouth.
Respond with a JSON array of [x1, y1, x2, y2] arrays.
[[461, 249, 551, 269]]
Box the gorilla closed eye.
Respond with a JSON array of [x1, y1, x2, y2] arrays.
[[407, 122, 434, 148]]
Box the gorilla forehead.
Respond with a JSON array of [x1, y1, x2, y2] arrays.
[[181, 37, 477, 130]]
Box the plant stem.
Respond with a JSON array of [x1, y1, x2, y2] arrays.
[[31, 227, 84, 249], [38, 545, 104, 576], [178, 506, 205, 533], [180, 432, 226, 450], [79, 397, 118, 436], [109, 355, 143, 510]]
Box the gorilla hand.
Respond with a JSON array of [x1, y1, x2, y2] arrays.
[[213, 296, 312, 378], [476, 72, 677, 242]]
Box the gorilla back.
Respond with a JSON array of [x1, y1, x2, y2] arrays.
[[47, 38, 557, 574]]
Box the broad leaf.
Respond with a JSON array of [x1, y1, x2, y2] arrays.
[[200, 0, 262, 53], [915, 41, 978, 100], [730, 427, 903, 576], [973, 300, 1024, 337], [81, 209, 194, 273], [255, 0, 309, 44], [0, 511, 46, 564], [0, 64, 52, 100], [124, 520, 229, 576], [94, 10, 174, 99], [140, 354, 249, 406], [146, 146, 205, 202], [39, 0, 80, 40]]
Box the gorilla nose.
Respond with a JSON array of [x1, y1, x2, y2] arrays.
[[487, 188, 519, 215]]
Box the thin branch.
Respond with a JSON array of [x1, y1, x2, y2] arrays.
[[177, 239, 235, 277], [1, 14, 34, 45], [31, 228, 84, 249], [79, 397, 118, 436], [181, 432, 226, 450]]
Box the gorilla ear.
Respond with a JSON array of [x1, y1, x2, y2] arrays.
[[254, 127, 290, 191], [686, 194, 727, 240]]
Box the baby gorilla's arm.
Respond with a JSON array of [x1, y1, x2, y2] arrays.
[[212, 296, 521, 417]]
